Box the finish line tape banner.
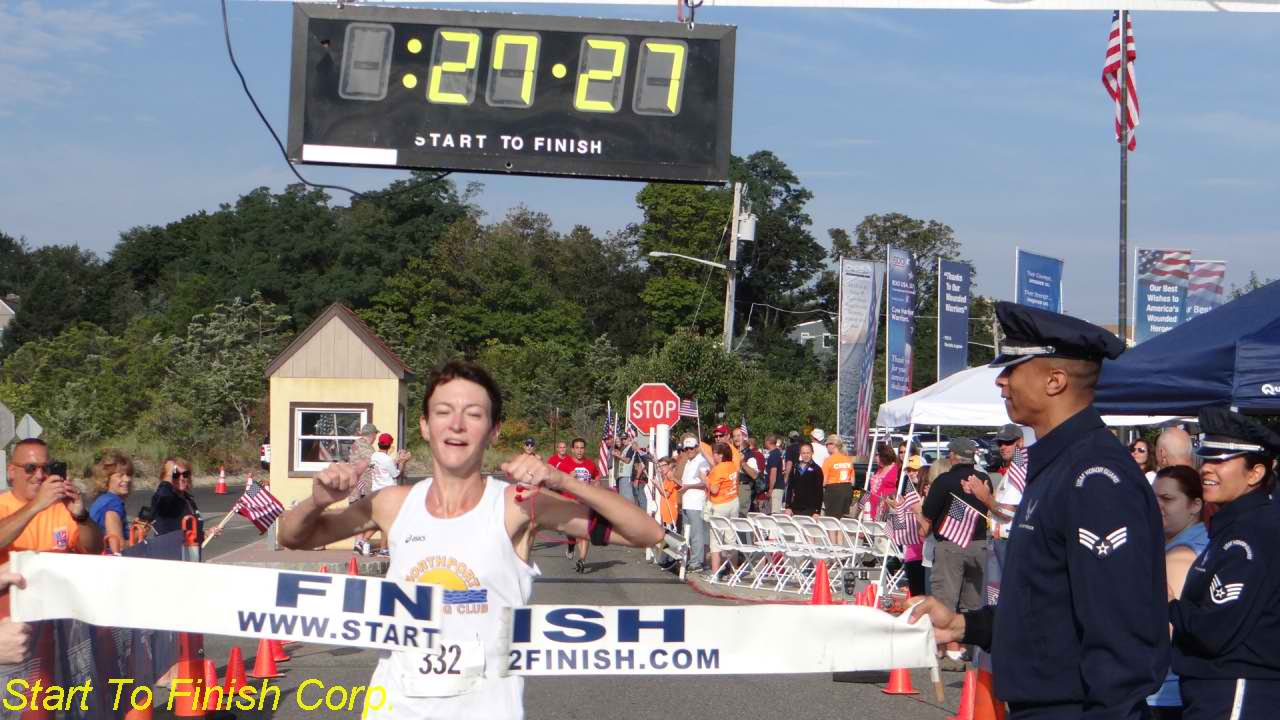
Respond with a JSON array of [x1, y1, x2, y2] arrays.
[[10, 553, 939, 676]]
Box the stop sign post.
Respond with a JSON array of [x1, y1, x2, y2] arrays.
[[627, 383, 680, 434]]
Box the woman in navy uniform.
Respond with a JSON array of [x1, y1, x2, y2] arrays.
[[911, 302, 1169, 719], [1169, 407, 1280, 720]]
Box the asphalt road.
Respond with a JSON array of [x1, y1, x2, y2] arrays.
[[166, 495, 966, 720]]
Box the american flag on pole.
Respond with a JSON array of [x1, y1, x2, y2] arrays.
[[738, 416, 749, 437], [1103, 11, 1140, 151], [1006, 447, 1029, 493], [598, 402, 614, 478], [938, 494, 983, 549], [1138, 249, 1191, 280], [233, 478, 285, 533], [890, 486, 922, 548], [678, 399, 699, 418]]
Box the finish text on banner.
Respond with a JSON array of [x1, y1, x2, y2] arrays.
[[937, 259, 971, 381], [508, 604, 936, 675], [1015, 249, 1064, 313], [1134, 248, 1191, 343], [885, 247, 916, 402], [10, 552, 443, 652], [837, 259, 884, 457]]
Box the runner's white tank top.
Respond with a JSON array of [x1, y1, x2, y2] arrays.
[[367, 477, 539, 720]]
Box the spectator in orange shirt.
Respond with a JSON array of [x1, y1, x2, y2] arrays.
[[820, 434, 856, 518], [0, 439, 103, 569], [705, 443, 740, 576]]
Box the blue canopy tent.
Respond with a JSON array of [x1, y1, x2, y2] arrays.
[[1095, 281, 1280, 416]]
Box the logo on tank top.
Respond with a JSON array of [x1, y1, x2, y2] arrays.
[[572, 467, 593, 483], [53, 527, 69, 550], [405, 556, 489, 615]]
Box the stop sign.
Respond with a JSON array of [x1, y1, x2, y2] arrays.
[[627, 383, 681, 433]]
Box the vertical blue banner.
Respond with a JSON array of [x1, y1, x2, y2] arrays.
[[837, 259, 883, 458], [1134, 248, 1191, 343], [937, 259, 971, 381], [1015, 249, 1064, 312], [1186, 260, 1227, 319], [885, 247, 916, 402]]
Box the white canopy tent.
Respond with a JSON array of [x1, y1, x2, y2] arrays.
[[875, 365, 1177, 429]]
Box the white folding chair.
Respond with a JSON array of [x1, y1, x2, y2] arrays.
[[706, 515, 753, 586], [773, 514, 840, 596], [754, 515, 813, 593]]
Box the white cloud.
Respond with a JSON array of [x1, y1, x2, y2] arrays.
[[0, 0, 198, 114], [837, 10, 925, 39]]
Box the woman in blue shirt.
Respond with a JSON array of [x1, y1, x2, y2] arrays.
[[88, 449, 134, 554], [1148, 464, 1211, 719]]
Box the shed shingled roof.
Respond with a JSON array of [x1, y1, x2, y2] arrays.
[[264, 303, 414, 379]]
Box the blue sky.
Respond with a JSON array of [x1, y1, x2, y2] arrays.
[[2, 0, 1278, 325]]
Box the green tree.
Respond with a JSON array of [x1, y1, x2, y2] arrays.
[[153, 292, 291, 438], [0, 245, 104, 355], [729, 151, 827, 333]]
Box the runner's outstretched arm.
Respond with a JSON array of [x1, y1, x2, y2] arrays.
[[278, 461, 379, 550]]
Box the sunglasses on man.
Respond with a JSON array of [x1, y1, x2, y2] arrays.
[[14, 463, 55, 475], [172, 469, 193, 480]]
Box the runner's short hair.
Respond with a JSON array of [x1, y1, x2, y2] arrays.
[[421, 360, 505, 424]]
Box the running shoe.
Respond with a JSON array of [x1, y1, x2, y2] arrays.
[[575, 559, 586, 574]]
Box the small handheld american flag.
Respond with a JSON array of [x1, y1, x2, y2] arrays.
[[598, 402, 614, 478], [938, 494, 983, 549], [678, 399, 699, 419], [233, 478, 285, 533], [890, 486, 922, 548], [1006, 448, 1029, 493]]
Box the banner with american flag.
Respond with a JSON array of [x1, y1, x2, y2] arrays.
[[1186, 260, 1228, 319], [889, 486, 921, 548], [1134, 248, 1192, 343], [1103, 10, 1139, 151], [233, 478, 285, 533], [938, 494, 983, 549], [678, 399, 699, 419], [598, 402, 614, 478]]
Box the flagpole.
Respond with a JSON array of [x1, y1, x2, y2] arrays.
[[1117, 9, 1130, 343]]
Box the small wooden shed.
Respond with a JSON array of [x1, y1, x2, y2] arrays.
[[264, 303, 413, 517]]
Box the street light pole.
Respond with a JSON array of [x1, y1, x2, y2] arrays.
[[723, 182, 742, 353]]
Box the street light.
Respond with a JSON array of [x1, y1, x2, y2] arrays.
[[647, 251, 726, 271], [646, 184, 755, 352]]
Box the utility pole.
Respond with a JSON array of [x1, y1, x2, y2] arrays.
[[723, 182, 742, 353]]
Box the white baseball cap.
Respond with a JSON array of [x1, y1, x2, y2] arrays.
[[681, 437, 699, 449], [810, 428, 826, 442]]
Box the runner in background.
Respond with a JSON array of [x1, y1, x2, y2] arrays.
[[554, 438, 600, 573], [277, 360, 661, 720]]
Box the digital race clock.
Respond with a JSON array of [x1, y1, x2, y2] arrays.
[[286, 5, 735, 183]]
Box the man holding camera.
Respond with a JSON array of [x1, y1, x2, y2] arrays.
[[0, 438, 103, 567]]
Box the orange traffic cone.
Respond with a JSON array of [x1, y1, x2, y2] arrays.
[[248, 638, 283, 679], [810, 559, 833, 605], [223, 646, 248, 694], [170, 632, 206, 718], [973, 668, 1005, 720], [883, 667, 920, 695], [202, 659, 224, 711], [347, 555, 359, 575], [215, 466, 227, 495], [948, 668, 978, 720], [270, 639, 290, 663]]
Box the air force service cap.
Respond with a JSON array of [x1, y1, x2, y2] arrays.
[[1195, 407, 1280, 461], [990, 301, 1126, 369]]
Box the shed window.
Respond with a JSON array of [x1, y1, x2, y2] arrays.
[[822, 334, 835, 348], [293, 406, 368, 472]]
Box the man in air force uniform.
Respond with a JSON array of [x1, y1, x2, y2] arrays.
[[912, 302, 1169, 719]]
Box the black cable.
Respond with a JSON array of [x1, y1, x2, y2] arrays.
[[218, 0, 450, 201]]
